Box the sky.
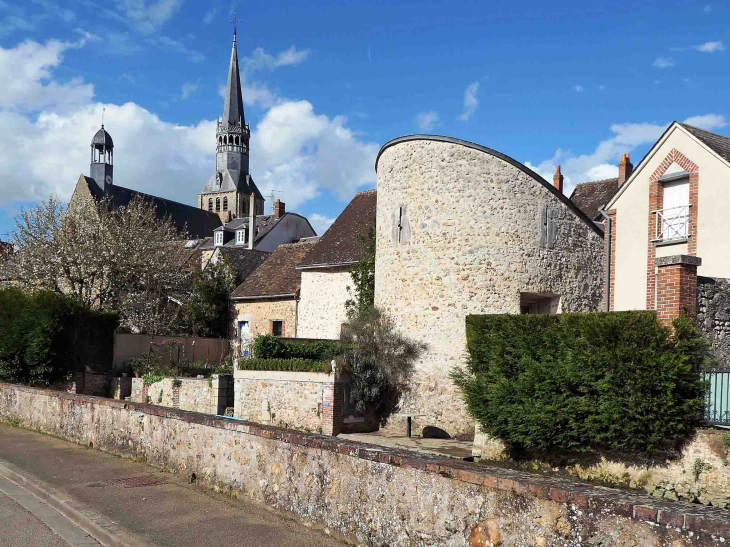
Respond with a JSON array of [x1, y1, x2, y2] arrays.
[[0, 0, 728, 239]]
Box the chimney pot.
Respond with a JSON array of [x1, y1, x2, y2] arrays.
[[274, 199, 285, 219], [618, 153, 633, 186], [553, 165, 564, 194]]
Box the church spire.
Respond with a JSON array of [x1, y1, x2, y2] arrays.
[[222, 30, 244, 126]]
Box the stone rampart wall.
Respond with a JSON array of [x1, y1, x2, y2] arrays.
[[375, 137, 604, 437], [1, 383, 729, 546], [697, 276, 730, 367]]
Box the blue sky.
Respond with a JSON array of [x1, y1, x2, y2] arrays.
[[0, 0, 728, 239]]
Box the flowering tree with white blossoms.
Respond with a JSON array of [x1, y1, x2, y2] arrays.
[[9, 194, 192, 334]]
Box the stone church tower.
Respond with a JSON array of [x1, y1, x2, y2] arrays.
[[198, 30, 264, 223]]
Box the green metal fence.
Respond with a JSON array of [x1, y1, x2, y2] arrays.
[[705, 369, 730, 427]]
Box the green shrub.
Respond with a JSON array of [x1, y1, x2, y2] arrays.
[[451, 312, 709, 454], [0, 288, 118, 386], [236, 358, 330, 373], [252, 334, 340, 361]]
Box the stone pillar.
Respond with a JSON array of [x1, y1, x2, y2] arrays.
[[321, 382, 344, 436], [210, 375, 231, 416], [655, 255, 701, 325]]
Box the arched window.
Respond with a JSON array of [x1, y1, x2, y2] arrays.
[[215, 197, 220, 212], [208, 198, 213, 211], [223, 197, 228, 211], [235, 135, 239, 146], [218, 136, 222, 145]]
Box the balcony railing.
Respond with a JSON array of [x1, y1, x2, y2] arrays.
[[652, 205, 691, 243]]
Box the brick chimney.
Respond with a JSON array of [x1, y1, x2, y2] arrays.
[[274, 199, 285, 219], [553, 165, 564, 193], [618, 153, 633, 186]]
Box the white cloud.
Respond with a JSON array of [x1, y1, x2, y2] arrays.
[[525, 115, 728, 195], [572, 85, 585, 93], [203, 8, 217, 25], [693, 41, 726, 53], [243, 46, 310, 73], [308, 213, 336, 235], [683, 113, 727, 130], [180, 80, 200, 100], [117, 0, 182, 34], [0, 40, 93, 112], [458, 82, 479, 122], [0, 38, 378, 218], [414, 111, 438, 131], [653, 57, 675, 68]]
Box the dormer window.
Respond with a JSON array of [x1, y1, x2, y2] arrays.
[[236, 229, 246, 245], [214, 232, 223, 246]]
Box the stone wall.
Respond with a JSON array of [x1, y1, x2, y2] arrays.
[[297, 268, 351, 340], [129, 376, 231, 416], [1, 383, 729, 546], [374, 137, 604, 437], [697, 276, 730, 366], [474, 426, 730, 507], [234, 370, 333, 434], [233, 298, 297, 339]]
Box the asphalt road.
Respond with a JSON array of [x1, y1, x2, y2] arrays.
[[0, 424, 345, 547], [0, 491, 81, 547]]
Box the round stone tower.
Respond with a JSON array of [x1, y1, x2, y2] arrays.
[[374, 135, 604, 438]]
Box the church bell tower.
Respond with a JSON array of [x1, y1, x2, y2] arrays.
[[198, 25, 264, 223]]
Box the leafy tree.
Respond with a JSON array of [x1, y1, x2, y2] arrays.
[[339, 307, 426, 421], [177, 257, 238, 338], [9, 194, 191, 334], [345, 222, 376, 316]]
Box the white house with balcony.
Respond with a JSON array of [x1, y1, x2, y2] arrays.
[[597, 121, 730, 321]]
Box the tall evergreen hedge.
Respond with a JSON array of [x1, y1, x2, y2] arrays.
[[451, 312, 709, 454], [0, 288, 119, 386]]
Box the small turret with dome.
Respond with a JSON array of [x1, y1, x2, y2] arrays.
[[90, 122, 114, 192]]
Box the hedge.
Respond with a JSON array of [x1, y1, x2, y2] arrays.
[[0, 288, 119, 386], [451, 312, 709, 454], [252, 334, 341, 361], [236, 358, 330, 373]]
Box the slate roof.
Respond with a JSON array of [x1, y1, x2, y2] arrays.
[[213, 247, 270, 281], [297, 189, 376, 268], [92, 127, 113, 147], [231, 240, 319, 298], [201, 213, 314, 250], [199, 170, 264, 199], [679, 123, 730, 164], [85, 177, 221, 239], [569, 178, 619, 221], [223, 35, 245, 127]]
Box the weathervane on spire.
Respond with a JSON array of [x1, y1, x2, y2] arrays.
[[230, 11, 240, 39], [101, 107, 105, 128]]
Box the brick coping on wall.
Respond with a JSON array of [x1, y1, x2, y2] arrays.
[[3, 382, 730, 539]]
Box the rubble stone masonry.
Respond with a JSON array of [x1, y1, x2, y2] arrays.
[[375, 137, 604, 437], [1, 383, 729, 546]]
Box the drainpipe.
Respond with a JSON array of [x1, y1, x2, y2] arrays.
[[598, 207, 611, 312], [248, 193, 255, 250]]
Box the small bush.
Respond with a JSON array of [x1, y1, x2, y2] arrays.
[[452, 312, 709, 454], [252, 334, 340, 361], [236, 358, 330, 373]]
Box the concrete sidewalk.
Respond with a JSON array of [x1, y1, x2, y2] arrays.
[[0, 424, 344, 547]]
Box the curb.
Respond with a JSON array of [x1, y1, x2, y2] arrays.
[[0, 459, 149, 547]]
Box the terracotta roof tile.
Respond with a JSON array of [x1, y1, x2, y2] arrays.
[[298, 190, 376, 268], [231, 240, 318, 298]]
